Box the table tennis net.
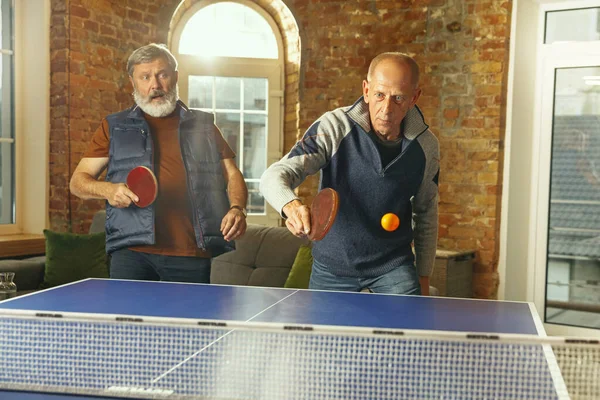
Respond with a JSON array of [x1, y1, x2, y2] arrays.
[[0, 310, 598, 400]]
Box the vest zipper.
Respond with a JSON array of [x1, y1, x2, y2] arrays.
[[144, 124, 156, 245]]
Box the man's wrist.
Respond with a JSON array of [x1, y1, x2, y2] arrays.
[[230, 205, 247, 217], [282, 199, 303, 219]]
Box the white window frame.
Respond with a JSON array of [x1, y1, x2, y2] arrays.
[[502, 0, 600, 337], [170, 0, 285, 226], [0, 0, 15, 230], [0, 0, 50, 236]]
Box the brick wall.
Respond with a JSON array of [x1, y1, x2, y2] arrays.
[[281, 0, 511, 299], [50, 0, 511, 299]]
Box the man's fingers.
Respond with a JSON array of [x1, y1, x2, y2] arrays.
[[285, 214, 309, 238], [224, 224, 244, 241], [119, 191, 135, 207], [285, 219, 301, 236], [294, 205, 311, 235], [285, 216, 300, 235], [109, 184, 138, 207], [282, 201, 312, 236], [299, 207, 311, 235], [130, 192, 139, 203], [122, 186, 138, 203], [221, 211, 247, 241]]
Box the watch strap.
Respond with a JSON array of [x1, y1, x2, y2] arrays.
[[230, 205, 247, 217]]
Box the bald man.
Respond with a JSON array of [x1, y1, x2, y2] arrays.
[[260, 52, 439, 295]]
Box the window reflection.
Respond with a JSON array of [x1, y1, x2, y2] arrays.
[[546, 67, 600, 329], [545, 8, 600, 44]]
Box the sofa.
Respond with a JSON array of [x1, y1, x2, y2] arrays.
[[1, 210, 442, 296], [0, 210, 310, 296]]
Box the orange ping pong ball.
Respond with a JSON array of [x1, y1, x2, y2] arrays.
[[381, 213, 400, 232]]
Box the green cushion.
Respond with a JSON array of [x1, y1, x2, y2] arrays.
[[40, 230, 109, 289], [284, 245, 313, 289]]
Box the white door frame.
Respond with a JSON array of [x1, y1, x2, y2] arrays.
[[502, 0, 600, 337], [533, 50, 600, 337]]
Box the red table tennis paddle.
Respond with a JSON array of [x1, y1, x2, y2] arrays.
[[308, 188, 339, 241], [126, 166, 158, 208]]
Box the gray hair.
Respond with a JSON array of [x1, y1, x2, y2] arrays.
[[367, 52, 420, 88], [127, 43, 178, 77]]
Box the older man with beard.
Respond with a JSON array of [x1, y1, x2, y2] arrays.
[[70, 43, 248, 283]]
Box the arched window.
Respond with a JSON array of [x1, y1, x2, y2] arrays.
[[178, 2, 278, 59], [172, 1, 284, 226]]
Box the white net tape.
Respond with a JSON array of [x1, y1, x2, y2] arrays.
[[0, 310, 598, 400]]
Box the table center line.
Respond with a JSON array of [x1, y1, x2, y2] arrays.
[[151, 290, 300, 383]]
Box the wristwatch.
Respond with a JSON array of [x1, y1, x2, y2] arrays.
[[230, 205, 247, 217]]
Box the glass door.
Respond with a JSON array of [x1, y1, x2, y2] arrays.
[[535, 54, 600, 336], [545, 67, 600, 329], [530, 3, 600, 337]]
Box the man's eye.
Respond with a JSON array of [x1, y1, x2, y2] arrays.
[[394, 95, 405, 103], [375, 93, 384, 99]]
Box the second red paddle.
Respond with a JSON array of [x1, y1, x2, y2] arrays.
[[308, 188, 339, 241], [126, 166, 158, 208]]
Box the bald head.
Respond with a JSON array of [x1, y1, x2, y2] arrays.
[[367, 52, 420, 89], [362, 52, 422, 141]]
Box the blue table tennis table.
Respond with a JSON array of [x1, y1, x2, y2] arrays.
[[0, 279, 574, 399]]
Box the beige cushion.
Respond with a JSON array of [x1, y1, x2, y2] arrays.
[[211, 224, 309, 287]]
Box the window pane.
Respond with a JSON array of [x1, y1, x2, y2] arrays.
[[0, 142, 15, 224], [244, 78, 267, 111], [179, 2, 278, 59], [243, 114, 266, 179], [246, 181, 265, 214], [545, 8, 600, 44], [216, 112, 241, 161], [545, 66, 600, 329], [215, 77, 240, 110], [0, 0, 14, 225], [1, 0, 13, 50], [192, 75, 270, 216], [188, 76, 212, 109]]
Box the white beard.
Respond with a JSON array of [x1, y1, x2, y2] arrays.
[[133, 85, 179, 117]]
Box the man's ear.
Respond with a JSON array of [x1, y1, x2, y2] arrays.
[[174, 70, 179, 84], [410, 87, 422, 107], [362, 80, 369, 103], [129, 76, 135, 89]]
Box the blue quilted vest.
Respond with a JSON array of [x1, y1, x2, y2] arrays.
[[104, 102, 234, 256]]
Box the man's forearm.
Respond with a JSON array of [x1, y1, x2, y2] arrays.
[[259, 163, 303, 215], [70, 172, 112, 200], [227, 171, 248, 209]]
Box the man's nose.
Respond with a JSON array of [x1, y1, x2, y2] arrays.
[[149, 75, 161, 90], [381, 96, 393, 113]]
